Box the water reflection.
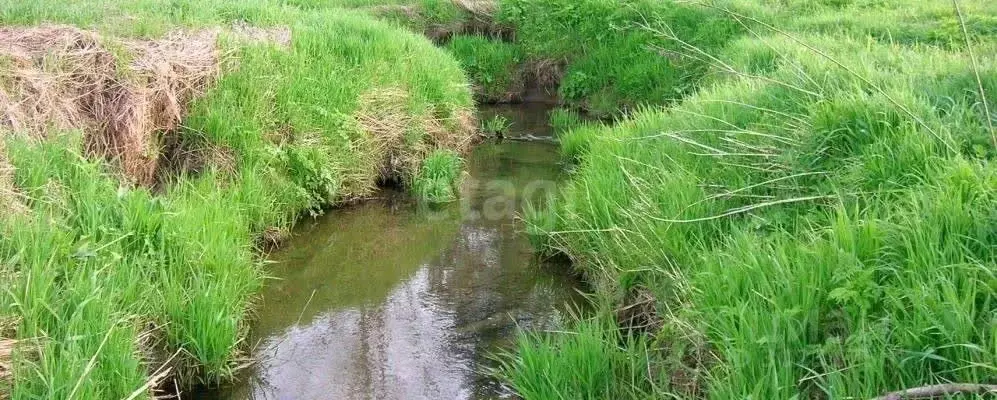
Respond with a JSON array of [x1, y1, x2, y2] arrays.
[[208, 104, 582, 400]]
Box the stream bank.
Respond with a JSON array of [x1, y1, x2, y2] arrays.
[[200, 103, 585, 400]]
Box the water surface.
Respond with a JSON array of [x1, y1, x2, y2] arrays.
[[207, 104, 583, 400]]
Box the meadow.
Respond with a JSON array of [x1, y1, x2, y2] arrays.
[[0, 0, 994, 399]]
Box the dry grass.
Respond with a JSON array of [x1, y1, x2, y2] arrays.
[[0, 339, 13, 386], [0, 316, 16, 400], [229, 21, 291, 48], [354, 88, 476, 194], [357, 87, 417, 188], [522, 58, 564, 97], [0, 141, 27, 216], [0, 25, 220, 186]]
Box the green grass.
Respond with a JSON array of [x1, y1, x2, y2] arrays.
[[446, 34, 523, 102], [482, 114, 512, 136], [413, 149, 463, 203], [0, 1, 474, 398], [548, 108, 583, 134], [506, 1, 997, 399], [496, 0, 741, 116], [3, 0, 996, 399], [495, 316, 656, 400]]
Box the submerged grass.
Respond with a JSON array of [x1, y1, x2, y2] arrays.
[[0, 1, 473, 398], [505, 0, 997, 399]]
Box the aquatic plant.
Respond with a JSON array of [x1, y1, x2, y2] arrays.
[[413, 149, 463, 203], [481, 114, 512, 137]]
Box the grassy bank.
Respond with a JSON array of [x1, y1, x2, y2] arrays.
[[0, 1, 473, 398], [502, 0, 997, 399], [422, 0, 740, 115]]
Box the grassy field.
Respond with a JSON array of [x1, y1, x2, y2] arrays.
[[0, 1, 473, 398], [500, 0, 997, 399]]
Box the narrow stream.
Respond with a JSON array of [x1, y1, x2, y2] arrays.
[[203, 104, 584, 400]]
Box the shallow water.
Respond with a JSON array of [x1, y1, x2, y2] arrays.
[[203, 104, 583, 400]]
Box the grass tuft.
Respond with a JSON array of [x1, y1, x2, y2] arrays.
[[413, 149, 463, 203]]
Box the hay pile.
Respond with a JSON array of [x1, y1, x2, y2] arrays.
[[0, 25, 220, 186], [355, 88, 476, 194], [0, 316, 15, 400], [0, 338, 11, 381], [0, 140, 26, 216]]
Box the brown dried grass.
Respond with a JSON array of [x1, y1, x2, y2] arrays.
[[0, 140, 28, 216], [0, 25, 220, 186], [355, 88, 476, 194], [524, 58, 564, 92], [0, 316, 16, 399], [230, 21, 291, 48], [0, 338, 11, 381], [357, 87, 415, 187], [615, 286, 662, 336]]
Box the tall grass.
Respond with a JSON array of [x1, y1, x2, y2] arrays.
[[497, 0, 741, 115], [446, 34, 523, 102], [496, 317, 656, 400], [413, 149, 463, 203], [0, 1, 473, 398], [506, 0, 997, 398]]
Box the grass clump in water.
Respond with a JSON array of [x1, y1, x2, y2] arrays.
[[413, 149, 463, 203], [548, 108, 583, 134], [496, 317, 656, 400], [481, 114, 512, 137]]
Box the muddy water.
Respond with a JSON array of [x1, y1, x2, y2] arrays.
[[205, 104, 583, 400]]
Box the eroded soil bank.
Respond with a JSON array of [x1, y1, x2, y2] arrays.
[[200, 103, 584, 400]]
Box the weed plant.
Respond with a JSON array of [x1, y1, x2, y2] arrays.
[[482, 115, 512, 136]]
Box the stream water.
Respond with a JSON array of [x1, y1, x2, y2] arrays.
[[202, 104, 584, 400]]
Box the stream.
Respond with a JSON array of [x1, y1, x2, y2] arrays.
[[201, 104, 584, 400]]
